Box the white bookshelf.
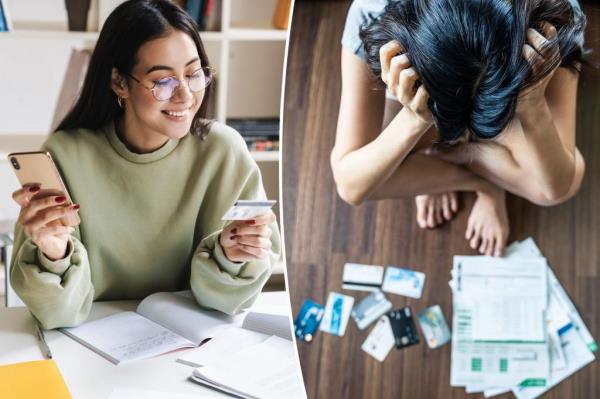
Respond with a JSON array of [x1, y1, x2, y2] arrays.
[[0, 0, 284, 222]]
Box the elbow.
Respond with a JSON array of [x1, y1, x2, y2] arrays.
[[531, 152, 585, 207], [331, 158, 366, 206], [336, 182, 366, 206]]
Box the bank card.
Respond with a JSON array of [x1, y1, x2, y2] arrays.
[[342, 263, 384, 291], [294, 299, 324, 342], [221, 200, 276, 220], [319, 292, 354, 336], [361, 316, 395, 362], [387, 307, 420, 349], [351, 290, 393, 330], [382, 266, 426, 298], [417, 305, 451, 348]]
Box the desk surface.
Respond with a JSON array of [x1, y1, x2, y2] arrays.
[[0, 291, 293, 398]]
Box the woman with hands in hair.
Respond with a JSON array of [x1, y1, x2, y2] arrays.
[[332, 0, 587, 257]]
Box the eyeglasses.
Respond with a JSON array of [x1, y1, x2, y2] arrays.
[[127, 66, 215, 101]]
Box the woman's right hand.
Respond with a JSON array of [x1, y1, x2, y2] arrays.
[[12, 184, 80, 261], [379, 41, 433, 127]]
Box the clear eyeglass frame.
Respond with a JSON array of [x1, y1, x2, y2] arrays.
[[127, 66, 216, 101]]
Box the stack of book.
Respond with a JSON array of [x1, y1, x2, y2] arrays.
[[183, 0, 221, 31], [228, 118, 280, 152]]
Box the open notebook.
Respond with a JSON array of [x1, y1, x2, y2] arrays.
[[61, 291, 292, 365]]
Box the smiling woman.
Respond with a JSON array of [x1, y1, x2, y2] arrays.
[[9, 0, 281, 329]]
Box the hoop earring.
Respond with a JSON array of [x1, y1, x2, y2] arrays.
[[117, 96, 124, 108]]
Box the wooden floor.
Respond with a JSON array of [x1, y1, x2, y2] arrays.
[[282, 2, 600, 398]]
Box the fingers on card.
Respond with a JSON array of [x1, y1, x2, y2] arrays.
[[294, 299, 324, 342], [319, 292, 354, 336], [221, 200, 276, 220], [361, 316, 395, 362], [382, 266, 426, 298]]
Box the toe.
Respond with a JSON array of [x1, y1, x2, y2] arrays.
[[450, 192, 459, 212], [495, 233, 506, 257], [470, 226, 481, 249], [442, 194, 452, 220], [427, 201, 436, 228], [435, 198, 444, 225], [416, 197, 427, 228], [466, 221, 474, 240]]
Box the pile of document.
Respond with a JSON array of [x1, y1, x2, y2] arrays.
[[450, 238, 597, 399]]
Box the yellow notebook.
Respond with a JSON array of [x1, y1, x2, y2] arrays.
[[0, 360, 72, 399]]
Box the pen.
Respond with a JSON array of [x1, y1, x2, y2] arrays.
[[35, 324, 53, 359]]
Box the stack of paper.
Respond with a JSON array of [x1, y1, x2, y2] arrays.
[[450, 238, 597, 399]]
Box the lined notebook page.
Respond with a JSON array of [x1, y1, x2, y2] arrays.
[[61, 312, 195, 365]]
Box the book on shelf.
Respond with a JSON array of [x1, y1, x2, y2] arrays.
[[185, 0, 221, 32], [228, 118, 279, 152], [61, 290, 293, 365]]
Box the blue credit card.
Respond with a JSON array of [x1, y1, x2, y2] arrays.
[[294, 299, 324, 342]]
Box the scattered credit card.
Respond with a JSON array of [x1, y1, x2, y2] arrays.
[[361, 316, 395, 362], [221, 200, 276, 220], [387, 307, 420, 349], [342, 263, 384, 291], [417, 305, 451, 349], [294, 299, 324, 342], [351, 290, 393, 330], [320, 292, 354, 336], [382, 266, 426, 298]]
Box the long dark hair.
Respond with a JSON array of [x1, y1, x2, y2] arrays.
[[56, 0, 213, 137], [360, 0, 587, 142]]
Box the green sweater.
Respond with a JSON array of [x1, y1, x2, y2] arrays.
[[10, 121, 281, 329]]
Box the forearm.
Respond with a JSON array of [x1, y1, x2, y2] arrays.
[[332, 107, 429, 204], [369, 152, 499, 200], [518, 101, 576, 200]]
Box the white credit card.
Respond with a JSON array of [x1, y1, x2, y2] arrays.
[[382, 266, 426, 298], [361, 316, 395, 362], [221, 200, 276, 220], [342, 263, 384, 291], [319, 292, 354, 336]]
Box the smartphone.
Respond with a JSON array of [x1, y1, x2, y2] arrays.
[[8, 151, 80, 226]]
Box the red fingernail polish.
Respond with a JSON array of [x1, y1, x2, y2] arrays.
[[55, 196, 66, 203], [72, 204, 80, 210], [246, 220, 255, 225], [29, 186, 40, 193], [231, 228, 237, 234]]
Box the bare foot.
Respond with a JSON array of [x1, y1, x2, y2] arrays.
[[415, 192, 459, 228], [465, 190, 509, 257]]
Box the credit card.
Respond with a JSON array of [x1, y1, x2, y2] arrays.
[[294, 299, 324, 342], [417, 305, 450, 349], [221, 200, 276, 220], [342, 263, 384, 291], [387, 307, 420, 349], [361, 316, 395, 362], [319, 292, 354, 336], [351, 290, 393, 330], [382, 266, 426, 298]]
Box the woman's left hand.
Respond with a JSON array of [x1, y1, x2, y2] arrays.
[[220, 211, 276, 262], [517, 21, 561, 114]]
